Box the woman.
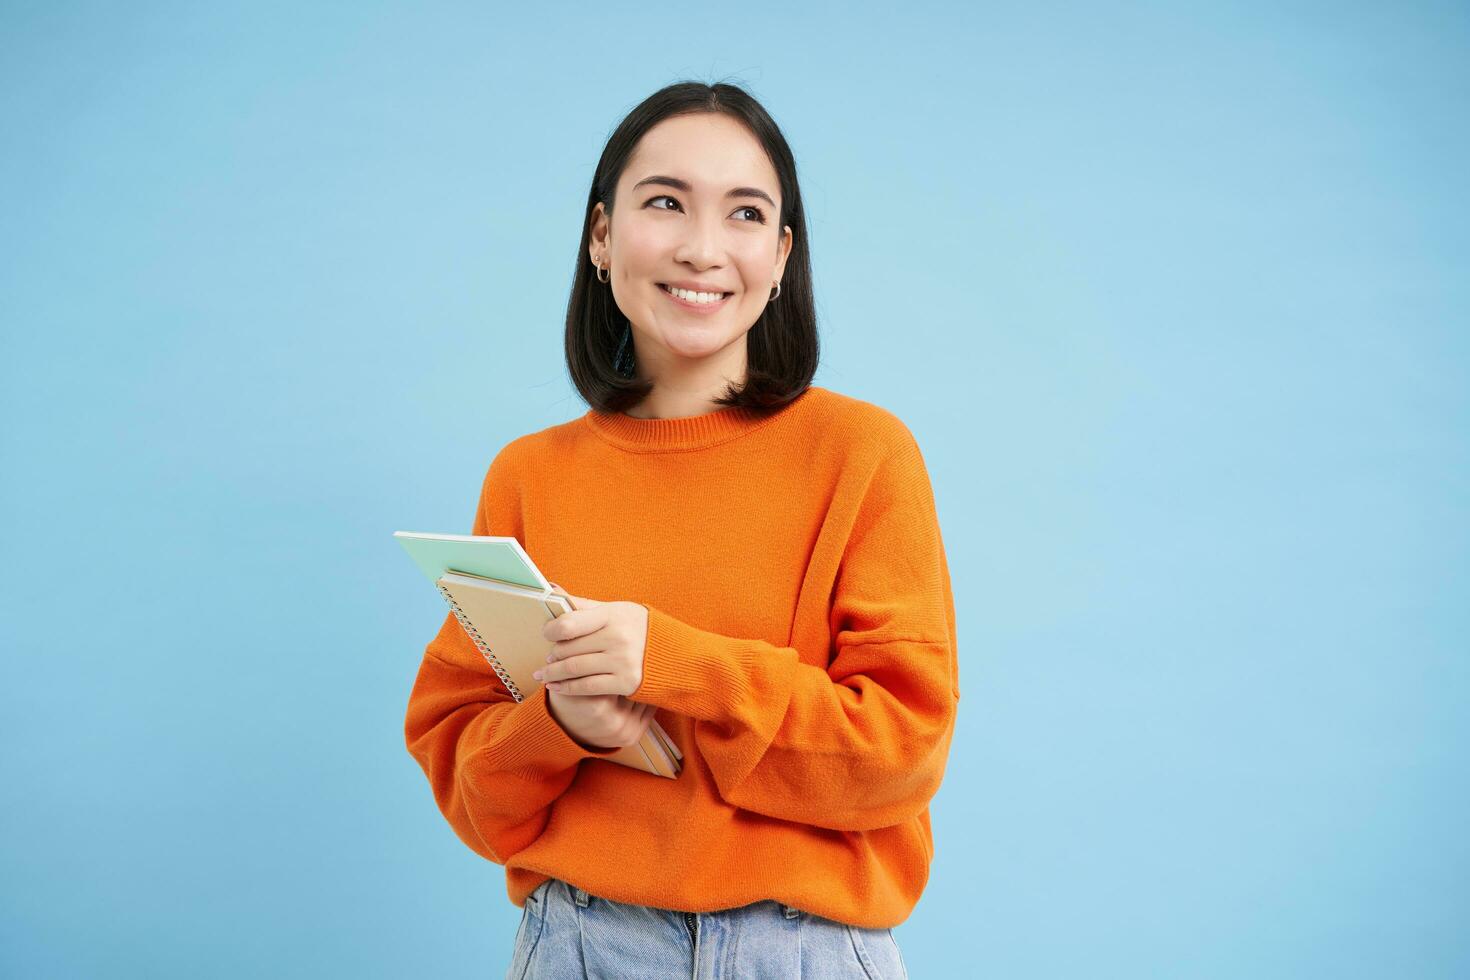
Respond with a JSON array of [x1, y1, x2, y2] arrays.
[[404, 80, 958, 979]]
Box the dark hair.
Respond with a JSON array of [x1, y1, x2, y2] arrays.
[[565, 80, 819, 414]]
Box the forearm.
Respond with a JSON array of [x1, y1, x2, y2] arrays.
[[632, 606, 958, 831], [405, 653, 619, 864]]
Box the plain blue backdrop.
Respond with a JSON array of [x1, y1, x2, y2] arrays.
[[2, 2, 1466, 977]]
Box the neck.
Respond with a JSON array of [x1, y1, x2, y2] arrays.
[[627, 386, 738, 420], [626, 340, 749, 419]]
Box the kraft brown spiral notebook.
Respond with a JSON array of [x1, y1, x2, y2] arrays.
[[395, 531, 682, 778]]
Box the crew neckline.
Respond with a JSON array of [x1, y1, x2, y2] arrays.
[[582, 385, 821, 453]]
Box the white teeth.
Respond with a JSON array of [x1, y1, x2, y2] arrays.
[[663, 284, 726, 305]]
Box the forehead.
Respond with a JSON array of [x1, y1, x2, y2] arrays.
[[621, 113, 779, 196]]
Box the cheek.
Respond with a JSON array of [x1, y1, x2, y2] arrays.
[[729, 245, 764, 283], [735, 250, 774, 290], [618, 221, 673, 271]]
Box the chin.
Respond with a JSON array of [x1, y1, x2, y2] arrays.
[[659, 331, 738, 359], [665, 341, 728, 361]]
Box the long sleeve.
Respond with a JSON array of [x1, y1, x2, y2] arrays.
[[403, 443, 621, 865], [631, 425, 961, 833]]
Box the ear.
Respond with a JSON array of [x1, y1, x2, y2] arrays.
[[773, 223, 794, 284], [588, 201, 611, 266]]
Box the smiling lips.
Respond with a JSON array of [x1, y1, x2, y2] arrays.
[[658, 282, 732, 313]]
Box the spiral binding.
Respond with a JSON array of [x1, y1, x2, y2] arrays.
[[437, 581, 525, 702]]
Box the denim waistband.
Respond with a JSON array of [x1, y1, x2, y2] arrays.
[[565, 881, 803, 920]]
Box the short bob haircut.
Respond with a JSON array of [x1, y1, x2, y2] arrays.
[[566, 80, 819, 415]]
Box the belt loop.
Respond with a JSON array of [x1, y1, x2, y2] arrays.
[[573, 885, 590, 908]]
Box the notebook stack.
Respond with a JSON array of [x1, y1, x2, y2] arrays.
[[395, 531, 681, 778]]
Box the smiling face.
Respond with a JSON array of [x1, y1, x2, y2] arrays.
[[588, 112, 793, 383]]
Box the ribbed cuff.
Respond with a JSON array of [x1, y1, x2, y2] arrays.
[[633, 604, 799, 723], [484, 684, 623, 774]]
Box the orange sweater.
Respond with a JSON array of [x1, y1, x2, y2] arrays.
[[403, 385, 960, 929]]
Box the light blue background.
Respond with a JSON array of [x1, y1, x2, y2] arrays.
[[2, 2, 1465, 977]]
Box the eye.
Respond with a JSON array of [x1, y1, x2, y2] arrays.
[[644, 195, 768, 224]]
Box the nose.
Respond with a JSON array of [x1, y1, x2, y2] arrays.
[[673, 210, 727, 270]]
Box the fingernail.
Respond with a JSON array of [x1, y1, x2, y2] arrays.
[[545, 654, 553, 663], [532, 670, 543, 680]]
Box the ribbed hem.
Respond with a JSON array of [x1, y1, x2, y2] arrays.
[[486, 685, 623, 773], [582, 386, 818, 453]]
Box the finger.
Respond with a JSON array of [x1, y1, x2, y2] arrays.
[[542, 604, 610, 643], [545, 632, 607, 664], [544, 674, 621, 696], [535, 652, 608, 684]]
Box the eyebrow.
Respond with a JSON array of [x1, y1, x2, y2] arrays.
[[631, 174, 776, 209]]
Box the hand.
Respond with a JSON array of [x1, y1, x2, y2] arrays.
[[533, 590, 649, 698], [545, 691, 658, 751]]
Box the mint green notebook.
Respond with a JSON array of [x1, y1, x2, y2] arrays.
[[393, 531, 550, 593]]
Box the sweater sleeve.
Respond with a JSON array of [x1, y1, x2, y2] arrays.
[[631, 424, 961, 833], [403, 443, 622, 865]]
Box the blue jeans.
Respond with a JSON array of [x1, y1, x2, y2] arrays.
[[505, 878, 910, 979]]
